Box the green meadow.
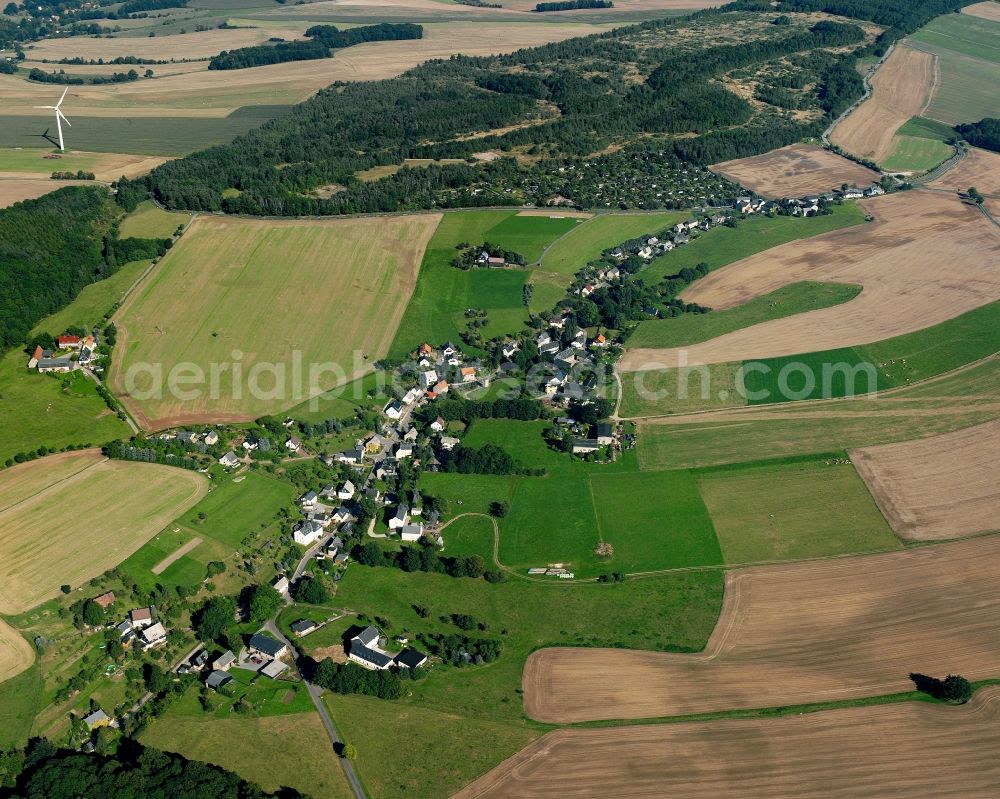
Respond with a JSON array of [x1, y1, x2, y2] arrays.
[[119, 200, 191, 239], [31, 260, 149, 337]]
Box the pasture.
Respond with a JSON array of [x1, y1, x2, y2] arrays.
[[621, 191, 1000, 371], [0, 619, 34, 685], [852, 419, 1000, 541], [391, 210, 584, 356], [710, 144, 879, 199], [696, 457, 901, 564], [523, 535, 1000, 722], [830, 45, 937, 165], [0, 351, 130, 464], [111, 213, 439, 428], [636, 354, 1000, 470], [458, 688, 1000, 799], [0, 450, 207, 613]]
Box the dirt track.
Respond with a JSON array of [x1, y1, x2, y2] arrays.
[[852, 418, 1000, 541], [620, 190, 1000, 370], [830, 45, 936, 164], [457, 687, 1000, 798], [710, 143, 878, 199], [523, 535, 1000, 722]]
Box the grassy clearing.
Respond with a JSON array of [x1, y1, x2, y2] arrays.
[[179, 472, 296, 549], [0, 663, 41, 748], [882, 136, 953, 173], [627, 282, 862, 349], [118, 200, 191, 238], [0, 350, 129, 464], [31, 259, 148, 337], [142, 710, 353, 798], [0, 148, 105, 173], [328, 563, 722, 794], [391, 210, 576, 356], [527, 269, 572, 314], [696, 457, 902, 563], [536, 211, 685, 275], [637, 203, 866, 285], [114, 214, 438, 427], [636, 356, 1000, 471], [329, 694, 539, 799]]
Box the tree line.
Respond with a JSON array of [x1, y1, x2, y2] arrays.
[[535, 0, 612, 10]]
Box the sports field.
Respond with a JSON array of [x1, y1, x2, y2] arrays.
[[710, 144, 878, 199], [621, 191, 1000, 371], [523, 535, 1000, 722], [696, 457, 901, 564], [852, 419, 1000, 541], [0, 450, 207, 613], [830, 45, 937, 166], [0, 620, 34, 685], [112, 213, 439, 428], [458, 688, 1000, 799]]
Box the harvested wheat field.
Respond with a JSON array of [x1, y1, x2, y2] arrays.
[[0, 619, 34, 685], [111, 213, 440, 429], [0, 450, 207, 614], [0, 177, 75, 207], [930, 146, 1000, 197], [0, 23, 611, 117], [830, 45, 936, 164], [710, 143, 879, 199], [851, 418, 1000, 541], [0, 148, 168, 179], [963, 0, 1000, 22], [620, 191, 1000, 370], [458, 688, 1000, 799], [523, 535, 1000, 722]]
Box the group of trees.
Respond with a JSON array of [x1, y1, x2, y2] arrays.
[[28, 66, 144, 84], [354, 540, 506, 583], [310, 658, 405, 699], [439, 443, 523, 475], [451, 241, 527, 269], [208, 22, 422, 70], [420, 632, 501, 666], [50, 169, 95, 180], [535, 0, 612, 10], [956, 118, 1000, 154], [419, 397, 542, 424]]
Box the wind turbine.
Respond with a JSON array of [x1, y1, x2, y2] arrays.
[[34, 87, 71, 152]]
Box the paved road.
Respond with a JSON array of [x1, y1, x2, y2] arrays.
[[263, 620, 367, 799]]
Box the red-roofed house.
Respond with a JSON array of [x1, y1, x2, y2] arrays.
[[27, 345, 43, 368], [94, 591, 116, 609], [57, 335, 82, 350]]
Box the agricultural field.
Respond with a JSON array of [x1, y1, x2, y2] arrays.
[[627, 282, 862, 349], [0, 619, 34, 685], [909, 11, 1000, 125], [710, 144, 879, 199], [930, 145, 1000, 196], [326, 561, 723, 795], [391, 210, 585, 357], [636, 354, 1000, 471], [111, 213, 439, 428], [0, 450, 207, 613], [852, 419, 1000, 542], [830, 45, 938, 166], [523, 535, 1000, 722], [0, 350, 130, 464], [458, 688, 1000, 799], [0, 177, 77, 208], [621, 191, 1000, 372], [0, 148, 168, 180], [118, 200, 191, 238], [696, 457, 901, 564], [881, 117, 956, 173]]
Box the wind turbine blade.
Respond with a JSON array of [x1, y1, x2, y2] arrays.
[[57, 87, 68, 106], [34, 105, 57, 109], [58, 109, 71, 126]]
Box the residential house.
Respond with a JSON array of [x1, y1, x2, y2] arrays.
[[395, 442, 414, 460], [36, 357, 76, 373], [335, 447, 364, 465], [430, 380, 450, 398], [536, 332, 552, 348], [430, 416, 446, 433], [219, 451, 240, 468], [420, 369, 438, 389], [261, 659, 288, 679], [572, 438, 600, 454], [418, 343, 435, 357], [384, 400, 403, 420], [348, 626, 393, 670], [501, 341, 519, 359], [272, 575, 290, 595], [458, 366, 477, 383], [389, 505, 409, 531], [27, 345, 45, 368], [439, 436, 460, 451], [291, 619, 318, 637], [300, 490, 319, 509], [402, 388, 423, 405], [442, 342, 459, 359], [57, 334, 81, 350], [331, 507, 352, 525], [571, 329, 587, 350], [93, 591, 116, 609], [591, 333, 607, 348], [395, 649, 428, 670], [248, 633, 287, 660], [206, 670, 233, 691], [129, 608, 153, 629], [596, 422, 615, 446], [213, 650, 236, 671], [285, 436, 302, 452], [403, 426, 418, 443], [141, 622, 167, 650], [337, 480, 356, 501], [203, 430, 219, 446], [539, 340, 561, 356], [554, 348, 577, 371], [83, 709, 110, 730], [293, 520, 325, 546], [400, 523, 424, 542]]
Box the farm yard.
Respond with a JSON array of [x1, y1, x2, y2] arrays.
[[0, 450, 207, 613], [457, 688, 1000, 799], [522, 535, 1000, 722], [111, 213, 440, 428], [709, 144, 879, 199], [620, 191, 1000, 372], [851, 419, 1000, 542], [830, 45, 939, 167]]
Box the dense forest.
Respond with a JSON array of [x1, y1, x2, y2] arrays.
[[208, 22, 422, 70], [0, 737, 307, 798], [956, 119, 1000, 153], [142, 9, 873, 214], [535, 0, 612, 10]]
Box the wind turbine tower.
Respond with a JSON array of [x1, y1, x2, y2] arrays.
[[35, 87, 72, 152]]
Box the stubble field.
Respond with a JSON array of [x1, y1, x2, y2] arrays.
[[523, 535, 1000, 722], [620, 191, 1000, 370], [0, 620, 35, 685], [457, 687, 1000, 798], [0, 177, 78, 208], [851, 418, 1000, 541], [111, 213, 440, 428], [830, 45, 937, 165], [0, 450, 207, 613], [710, 143, 879, 198]]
